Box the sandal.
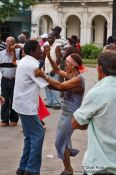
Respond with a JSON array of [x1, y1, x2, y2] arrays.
[[59, 171, 73, 175]]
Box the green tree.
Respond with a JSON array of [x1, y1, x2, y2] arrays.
[[112, 0, 116, 37], [0, 0, 40, 22]]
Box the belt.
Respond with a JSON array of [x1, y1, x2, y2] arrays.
[[2, 76, 15, 80]]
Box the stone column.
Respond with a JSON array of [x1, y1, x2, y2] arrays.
[[80, 23, 87, 45], [53, 3, 61, 26], [56, 4, 66, 38], [107, 2, 113, 37], [61, 25, 66, 38], [107, 22, 112, 38], [80, 23, 92, 45], [80, 9, 90, 45], [86, 24, 92, 44], [107, 12, 113, 38]]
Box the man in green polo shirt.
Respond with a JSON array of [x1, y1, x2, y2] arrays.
[[72, 51, 116, 175]]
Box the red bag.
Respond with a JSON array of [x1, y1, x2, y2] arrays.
[[38, 96, 50, 120]]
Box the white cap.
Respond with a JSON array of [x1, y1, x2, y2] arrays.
[[41, 33, 48, 39]]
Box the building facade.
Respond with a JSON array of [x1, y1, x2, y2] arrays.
[[31, 0, 113, 46]]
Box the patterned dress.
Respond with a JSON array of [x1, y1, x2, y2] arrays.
[[55, 74, 85, 160]]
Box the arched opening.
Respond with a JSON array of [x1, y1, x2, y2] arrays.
[[91, 15, 107, 47], [39, 15, 53, 35], [66, 15, 81, 39]]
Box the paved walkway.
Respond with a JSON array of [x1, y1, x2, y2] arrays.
[[0, 68, 97, 175]]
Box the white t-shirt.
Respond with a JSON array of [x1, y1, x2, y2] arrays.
[[0, 49, 20, 78], [13, 55, 49, 115], [45, 43, 57, 73]]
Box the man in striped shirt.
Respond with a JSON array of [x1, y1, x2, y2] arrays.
[[51, 26, 67, 54]]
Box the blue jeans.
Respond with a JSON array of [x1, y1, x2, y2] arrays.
[[45, 73, 61, 107], [19, 114, 45, 174]]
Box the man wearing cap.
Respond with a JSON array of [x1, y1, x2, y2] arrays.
[[51, 26, 67, 54], [64, 35, 81, 58], [44, 33, 62, 109], [59, 35, 81, 83]]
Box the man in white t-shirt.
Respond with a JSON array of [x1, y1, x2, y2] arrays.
[[13, 40, 48, 175]]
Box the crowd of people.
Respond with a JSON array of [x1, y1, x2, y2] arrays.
[[0, 27, 116, 175]]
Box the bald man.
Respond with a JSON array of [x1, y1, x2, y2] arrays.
[[0, 36, 20, 127]]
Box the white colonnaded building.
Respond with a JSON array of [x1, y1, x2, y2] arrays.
[[31, 0, 113, 47]]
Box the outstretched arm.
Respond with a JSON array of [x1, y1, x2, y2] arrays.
[[35, 69, 81, 91]]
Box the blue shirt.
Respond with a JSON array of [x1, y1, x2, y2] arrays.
[[73, 76, 116, 175]]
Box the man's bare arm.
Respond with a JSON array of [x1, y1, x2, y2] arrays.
[[72, 117, 88, 130]]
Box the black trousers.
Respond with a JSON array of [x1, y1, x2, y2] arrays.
[[1, 77, 19, 123]]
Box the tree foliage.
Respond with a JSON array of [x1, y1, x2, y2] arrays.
[[0, 0, 40, 22]]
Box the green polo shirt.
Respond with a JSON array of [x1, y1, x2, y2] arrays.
[[73, 76, 116, 175]]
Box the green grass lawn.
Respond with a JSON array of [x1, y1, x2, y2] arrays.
[[83, 59, 97, 67]]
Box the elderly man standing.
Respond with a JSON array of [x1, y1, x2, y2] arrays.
[[13, 40, 48, 175], [0, 36, 20, 127], [44, 33, 62, 109], [72, 51, 116, 175]]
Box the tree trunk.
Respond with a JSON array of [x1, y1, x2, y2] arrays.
[[112, 0, 116, 37]]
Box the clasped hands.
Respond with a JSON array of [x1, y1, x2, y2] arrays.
[[43, 45, 51, 58], [11, 43, 23, 52]]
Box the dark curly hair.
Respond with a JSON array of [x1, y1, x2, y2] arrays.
[[24, 40, 39, 55]]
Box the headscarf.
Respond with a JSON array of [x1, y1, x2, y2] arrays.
[[66, 55, 87, 73]]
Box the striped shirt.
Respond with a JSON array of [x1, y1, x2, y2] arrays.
[[55, 38, 67, 53]]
